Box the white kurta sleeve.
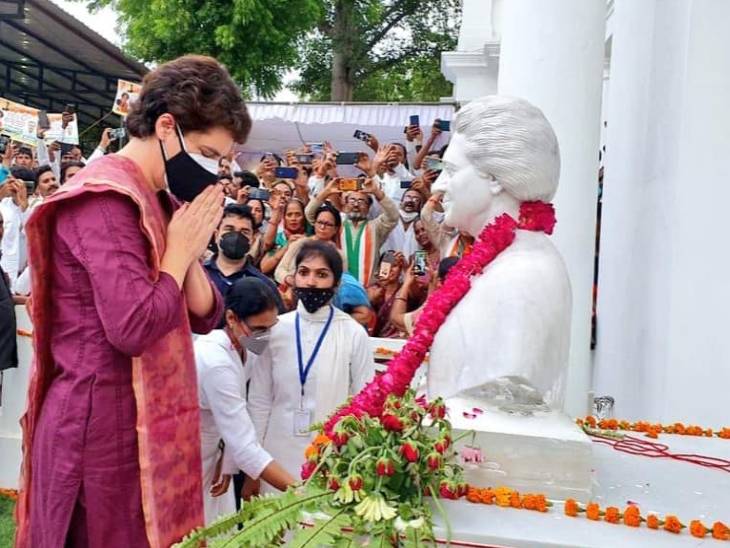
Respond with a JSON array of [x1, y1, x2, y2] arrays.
[[202, 366, 273, 479], [247, 346, 275, 445], [348, 324, 376, 393]]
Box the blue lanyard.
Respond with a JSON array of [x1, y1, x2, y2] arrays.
[[295, 305, 335, 397]]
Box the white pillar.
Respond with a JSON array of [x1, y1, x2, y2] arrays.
[[441, 0, 501, 102], [498, 0, 607, 417], [595, 0, 730, 425]]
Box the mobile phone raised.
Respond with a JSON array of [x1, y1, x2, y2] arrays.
[[409, 115, 420, 127], [248, 188, 271, 201], [338, 178, 362, 192], [295, 154, 312, 164], [400, 180, 413, 189], [413, 250, 428, 276], [424, 157, 444, 173], [336, 152, 360, 165], [109, 127, 126, 141], [274, 166, 298, 179], [353, 130, 370, 142], [38, 111, 51, 130], [436, 119, 451, 132]]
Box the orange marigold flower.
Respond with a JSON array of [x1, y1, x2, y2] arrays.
[[598, 418, 618, 430], [479, 489, 496, 505], [535, 494, 548, 513], [575, 418, 584, 427], [673, 423, 685, 435], [712, 521, 730, 541], [704, 428, 713, 437], [313, 434, 331, 447], [605, 507, 621, 524], [564, 499, 580, 517], [304, 444, 319, 459], [690, 520, 707, 538], [718, 427, 730, 439], [623, 505, 641, 527], [494, 486, 513, 507], [522, 494, 536, 510], [646, 429, 659, 439], [664, 515, 683, 534], [647, 514, 660, 529], [509, 491, 522, 508], [466, 491, 481, 504], [586, 502, 601, 521], [619, 420, 631, 430], [585, 416, 597, 428]]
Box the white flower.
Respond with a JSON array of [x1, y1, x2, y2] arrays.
[[354, 494, 398, 522], [394, 516, 425, 532]]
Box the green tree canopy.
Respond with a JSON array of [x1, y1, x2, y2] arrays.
[[85, 0, 323, 98], [81, 0, 460, 101]]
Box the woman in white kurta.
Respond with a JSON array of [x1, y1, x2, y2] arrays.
[[195, 277, 294, 524], [248, 241, 376, 489]]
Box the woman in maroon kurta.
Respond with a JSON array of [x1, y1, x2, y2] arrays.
[[17, 55, 253, 548]]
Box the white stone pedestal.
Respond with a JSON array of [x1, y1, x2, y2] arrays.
[[447, 395, 593, 502]]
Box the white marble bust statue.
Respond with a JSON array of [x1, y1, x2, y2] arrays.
[[429, 95, 572, 412]]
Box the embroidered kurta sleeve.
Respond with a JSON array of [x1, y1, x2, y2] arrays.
[[247, 347, 275, 445], [348, 323, 376, 393], [57, 191, 184, 357], [201, 365, 273, 479]]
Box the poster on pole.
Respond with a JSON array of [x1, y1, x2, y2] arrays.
[[112, 79, 141, 117], [0, 97, 39, 145]]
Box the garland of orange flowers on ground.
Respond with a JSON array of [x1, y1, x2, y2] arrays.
[[465, 485, 730, 542], [577, 416, 730, 440], [0, 488, 18, 502]]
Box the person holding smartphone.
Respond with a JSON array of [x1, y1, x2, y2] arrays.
[[304, 176, 399, 287]]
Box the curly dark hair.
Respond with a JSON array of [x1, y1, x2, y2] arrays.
[[126, 55, 251, 143]]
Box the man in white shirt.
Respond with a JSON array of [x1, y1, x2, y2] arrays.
[[194, 277, 294, 523], [0, 174, 28, 289], [381, 187, 424, 256]]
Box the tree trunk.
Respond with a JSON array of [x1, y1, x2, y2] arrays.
[[330, 0, 356, 101]]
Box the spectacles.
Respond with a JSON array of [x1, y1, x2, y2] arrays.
[[346, 198, 368, 206], [315, 220, 336, 229]]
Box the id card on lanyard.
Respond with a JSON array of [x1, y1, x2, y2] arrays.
[[294, 305, 335, 436]]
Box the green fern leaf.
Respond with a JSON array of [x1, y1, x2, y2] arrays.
[[289, 508, 350, 548]]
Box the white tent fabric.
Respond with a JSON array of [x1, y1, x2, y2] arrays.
[[236, 102, 456, 169]]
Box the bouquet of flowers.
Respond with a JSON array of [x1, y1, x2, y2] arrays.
[[176, 390, 467, 547]]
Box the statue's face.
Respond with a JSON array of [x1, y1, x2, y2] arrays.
[[432, 132, 494, 236]]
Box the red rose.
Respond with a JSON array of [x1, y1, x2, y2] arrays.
[[348, 475, 363, 491], [400, 442, 419, 463], [328, 477, 340, 491], [332, 431, 349, 448], [439, 481, 458, 500], [429, 403, 446, 419], [381, 414, 404, 432], [427, 452, 442, 471], [376, 457, 395, 477], [300, 460, 317, 480]]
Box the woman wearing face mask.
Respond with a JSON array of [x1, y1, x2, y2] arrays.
[[260, 198, 309, 275], [248, 241, 375, 491], [17, 56, 248, 548], [194, 278, 294, 524], [366, 251, 409, 338]]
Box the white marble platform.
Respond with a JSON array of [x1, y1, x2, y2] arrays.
[[432, 433, 730, 547]]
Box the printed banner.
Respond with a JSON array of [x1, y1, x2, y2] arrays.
[[0, 97, 80, 146], [113, 79, 141, 117], [0, 97, 39, 145]]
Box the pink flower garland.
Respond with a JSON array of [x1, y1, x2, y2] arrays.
[[324, 201, 557, 434]]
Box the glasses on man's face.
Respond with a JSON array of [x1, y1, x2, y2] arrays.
[[315, 220, 336, 229], [346, 198, 368, 206]]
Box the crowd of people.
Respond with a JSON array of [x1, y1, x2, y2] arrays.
[[2, 54, 479, 546]]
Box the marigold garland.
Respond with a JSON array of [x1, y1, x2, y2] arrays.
[[464, 488, 730, 543], [578, 416, 730, 441], [0, 488, 18, 502]]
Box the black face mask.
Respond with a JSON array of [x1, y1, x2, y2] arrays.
[[160, 125, 219, 202], [219, 231, 250, 261], [294, 287, 335, 313]]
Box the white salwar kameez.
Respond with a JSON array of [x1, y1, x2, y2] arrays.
[[194, 330, 273, 524], [248, 302, 375, 490]]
